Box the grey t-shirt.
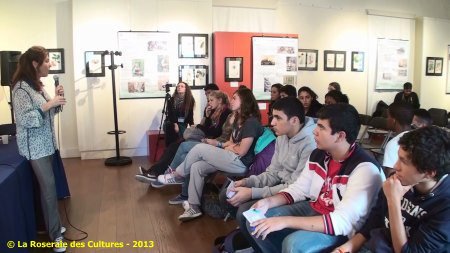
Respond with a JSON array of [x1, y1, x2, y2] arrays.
[[231, 116, 263, 167]]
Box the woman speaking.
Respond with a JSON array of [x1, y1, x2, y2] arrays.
[[12, 46, 66, 252]]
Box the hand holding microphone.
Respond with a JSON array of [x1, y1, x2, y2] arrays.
[[53, 75, 65, 112]]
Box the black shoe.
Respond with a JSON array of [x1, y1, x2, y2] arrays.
[[138, 166, 148, 174], [135, 171, 158, 183]]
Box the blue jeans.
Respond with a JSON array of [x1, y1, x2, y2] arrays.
[[169, 140, 200, 169], [245, 201, 347, 253], [170, 141, 200, 197]]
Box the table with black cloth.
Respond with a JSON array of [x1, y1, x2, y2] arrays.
[[0, 137, 70, 253]]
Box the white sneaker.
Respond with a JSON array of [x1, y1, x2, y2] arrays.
[[157, 172, 183, 185], [178, 202, 202, 222], [53, 236, 66, 252]]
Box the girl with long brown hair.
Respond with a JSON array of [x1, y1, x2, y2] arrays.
[[158, 86, 264, 221]]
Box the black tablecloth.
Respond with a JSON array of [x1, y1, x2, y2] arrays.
[[0, 137, 70, 253]]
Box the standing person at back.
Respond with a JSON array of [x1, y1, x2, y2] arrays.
[[394, 82, 420, 109]]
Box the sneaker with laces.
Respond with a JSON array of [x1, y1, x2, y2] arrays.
[[53, 236, 66, 252], [168, 194, 188, 205], [157, 171, 183, 185], [150, 180, 166, 188], [178, 202, 202, 221], [135, 171, 158, 183]]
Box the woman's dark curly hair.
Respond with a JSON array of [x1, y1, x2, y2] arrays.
[[398, 126, 450, 180], [234, 87, 261, 125]]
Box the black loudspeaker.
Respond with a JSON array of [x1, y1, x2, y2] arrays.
[[0, 51, 21, 86]]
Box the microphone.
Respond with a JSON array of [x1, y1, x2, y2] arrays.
[[53, 75, 62, 112]]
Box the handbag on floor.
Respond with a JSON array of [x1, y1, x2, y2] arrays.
[[212, 228, 254, 253]]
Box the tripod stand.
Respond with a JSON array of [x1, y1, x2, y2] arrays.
[[104, 50, 132, 166], [153, 84, 172, 162]]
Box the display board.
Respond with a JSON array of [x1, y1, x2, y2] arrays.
[[118, 31, 177, 99], [375, 38, 410, 90], [252, 37, 298, 100]]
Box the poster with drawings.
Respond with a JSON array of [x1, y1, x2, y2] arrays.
[[375, 38, 410, 90], [252, 37, 298, 100], [118, 31, 177, 99]]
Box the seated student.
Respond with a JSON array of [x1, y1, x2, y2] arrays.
[[333, 126, 450, 253], [242, 104, 385, 253], [136, 84, 219, 180], [279, 84, 297, 98], [165, 82, 195, 146], [297, 86, 323, 118], [158, 87, 264, 221], [328, 82, 341, 92], [394, 82, 420, 109], [411, 108, 433, 129], [137, 91, 231, 189], [268, 83, 283, 125], [383, 103, 414, 175], [324, 90, 349, 105], [228, 97, 316, 245]]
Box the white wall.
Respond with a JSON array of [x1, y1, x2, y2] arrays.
[[72, 0, 212, 159], [1, 0, 449, 159], [418, 17, 450, 110]]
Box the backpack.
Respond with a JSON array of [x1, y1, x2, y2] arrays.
[[212, 228, 254, 253], [201, 182, 230, 219]]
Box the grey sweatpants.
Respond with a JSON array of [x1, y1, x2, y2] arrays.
[[30, 154, 62, 241], [175, 143, 247, 205]]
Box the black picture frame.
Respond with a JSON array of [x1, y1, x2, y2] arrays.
[[178, 33, 208, 58], [47, 48, 65, 74], [426, 57, 443, 76], [85, 51, 105, 77], [298, 49, 318, 71], [225, 57, 243, 82], [178, 65, 209, 89], [351, 51, 365, 72], [324, 50, 346, 71]]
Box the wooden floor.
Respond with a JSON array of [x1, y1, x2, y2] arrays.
[[57, 156, 237, 253]]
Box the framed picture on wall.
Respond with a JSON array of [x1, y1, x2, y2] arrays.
[[178, 65, 208, 88], [351, 51, 365, 72], [225, 57, 243, 82], [426, 57, 443, 76], [178, 33, 208, 58], [324, 50, 346, 71], [48, 48, 65, 74], [298, 49, 318, 71], [85, 51, 105, 77]]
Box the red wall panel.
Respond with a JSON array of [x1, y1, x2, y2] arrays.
[[212, 32, 298, 125]]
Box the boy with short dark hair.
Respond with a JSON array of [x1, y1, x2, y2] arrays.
[[334, 126, 450, 253], [243, 104, 385, 253]]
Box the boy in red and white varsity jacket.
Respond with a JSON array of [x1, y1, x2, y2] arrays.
[[243, 104, 385, 253]]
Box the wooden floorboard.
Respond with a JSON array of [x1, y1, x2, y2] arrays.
[[59, 156, 237, 253]]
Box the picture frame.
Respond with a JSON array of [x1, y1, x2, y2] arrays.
[[85, 51, 105, 77], [324, 50, 346, 71], [178, 65, 209, 89], [47, 48, 65, 74], [178, 33, 208, 58], [225, 57, 243, 82], [298, 49, 318, 71], [426, 57, 443, 76], [351, 51, 365, 72]]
